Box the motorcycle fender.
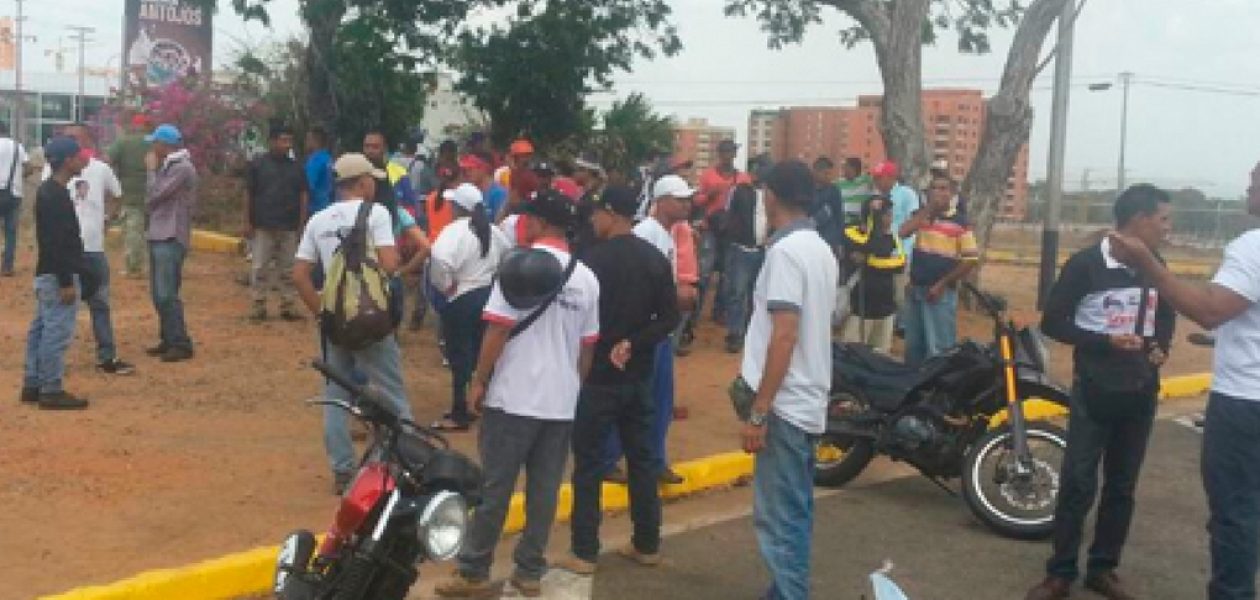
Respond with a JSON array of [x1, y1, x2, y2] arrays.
[[825, 418, 880, 440], [988, 380, 1071, 428]]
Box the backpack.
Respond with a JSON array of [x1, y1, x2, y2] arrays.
[[320, 202, 395, 350]]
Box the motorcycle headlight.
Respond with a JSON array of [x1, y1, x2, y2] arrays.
[[417, 491, 468, 562]]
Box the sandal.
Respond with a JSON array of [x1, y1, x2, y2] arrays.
[[430, 418, 471, 432]]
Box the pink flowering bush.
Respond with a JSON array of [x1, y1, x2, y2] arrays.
[[137, 76, 264, 173]]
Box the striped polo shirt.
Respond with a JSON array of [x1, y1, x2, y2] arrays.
[[908, 208, 979, 286]]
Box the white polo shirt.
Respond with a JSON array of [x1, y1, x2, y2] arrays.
[[633, 216, 677, 276], [740, 219, 839, 434], [296, 199, 395, 276], [1211, 230, 1260, 400], [0, 138, 28, 197], [482, 241, 600, 420], [429, 217, 511, 301]]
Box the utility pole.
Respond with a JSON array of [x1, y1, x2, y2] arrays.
[[1038, 0, 1075, 309], [14, 0, 26, 145], [1117, 71, 1134, 193], [1078, 168, 1091, 225], [66, 25, 96, 122]]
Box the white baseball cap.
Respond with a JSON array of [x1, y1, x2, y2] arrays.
[[442, 183, 483, 212], [652, 175, 695, 200]]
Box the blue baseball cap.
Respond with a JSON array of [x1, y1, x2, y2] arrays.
[[145, 124, 183, 145], [44, 136, 82, 169]]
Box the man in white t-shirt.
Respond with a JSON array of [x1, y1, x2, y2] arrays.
[[738, 160, 838, 600], [1108, 161, 1260, 600], [43, 124, 135, 375], [437, 190, 599, 599], [609, 174, 694, 485], [0, 121, 33, 276], [292, 153, 409, 495]]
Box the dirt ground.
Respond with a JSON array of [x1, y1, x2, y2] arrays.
[[0, 239, 1214, 598]]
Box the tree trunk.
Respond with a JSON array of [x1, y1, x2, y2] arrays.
[[963, 0, 1071, 261], [863, 0, 933, 190], [302, 0, 345, 146]]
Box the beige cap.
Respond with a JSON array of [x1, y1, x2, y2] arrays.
[[334, 153, 387, 181]]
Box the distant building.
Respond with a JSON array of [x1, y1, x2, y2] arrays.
[[0, 71, 110, 146], [672, 117, 736, 180], [0, 18, 14, 71], [748, 89, 1031, 221], [420, 72, 478, 146]]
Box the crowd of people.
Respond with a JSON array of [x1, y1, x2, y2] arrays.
[[8, 112, 1260, 600]]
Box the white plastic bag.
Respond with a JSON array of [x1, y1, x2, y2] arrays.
[[870, 561, 910, 600]]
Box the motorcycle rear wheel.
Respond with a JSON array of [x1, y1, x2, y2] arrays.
[[961, 421, 1067, 540], [814, 390, 876, 488]]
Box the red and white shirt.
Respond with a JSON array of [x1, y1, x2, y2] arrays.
[[483, 239, 600, 420]]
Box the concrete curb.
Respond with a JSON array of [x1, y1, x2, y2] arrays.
[[41, 374, 1212, 599]]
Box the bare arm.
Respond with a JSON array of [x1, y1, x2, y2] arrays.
[[398, 227, 431, 275], [753, 309, 800, 414], [468, 322, 512, 416], [299, 191, 309, 225], [293, 260, 320, 315], [1144, 266, 1251, 330], [936, 260, 977, 290], [578, 343, 595, 381], [375, 245, 400, 275]]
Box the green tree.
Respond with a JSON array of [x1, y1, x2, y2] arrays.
[[452, 1, 681, 148], [590, 93, 675, 173], [725, 0, 1073, 255]]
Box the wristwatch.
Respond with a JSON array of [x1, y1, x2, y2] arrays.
[[748, 410, 769, 427]]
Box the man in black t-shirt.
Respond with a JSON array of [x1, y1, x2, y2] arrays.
[[559, 185, 680, 574]]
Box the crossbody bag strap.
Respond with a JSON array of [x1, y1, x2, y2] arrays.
[[1134, 282, 1152, 348], [509, 254, 579, 340], [4, 140, 19, 192]]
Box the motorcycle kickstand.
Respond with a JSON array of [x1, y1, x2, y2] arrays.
[[922, 474, 958, 498]]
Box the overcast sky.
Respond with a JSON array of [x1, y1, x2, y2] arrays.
[[18, 0, 1259, 197]]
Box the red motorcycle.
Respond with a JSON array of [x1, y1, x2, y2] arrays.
[[274, 360, 482, 600]]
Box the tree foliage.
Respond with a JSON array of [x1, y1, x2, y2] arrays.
[[589, 93, 675, 173], [452, 0, 681, 148]]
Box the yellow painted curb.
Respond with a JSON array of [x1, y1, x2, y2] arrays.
[[989, 372, 1214, 427], [42, 452, 756, 600], [191, 230, 245, 254]]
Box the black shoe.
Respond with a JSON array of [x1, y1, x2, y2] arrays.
[[604, 466, 628, 484], [145, 344, 169, 357], [97, 358, 137, 375], [20, 387, 39, 404], [659, 467, 684, 485], [333, 472, 354, 496], [161, 346, 194, 362], [279, 310, 304, 322], [38, 391, 90, 410]]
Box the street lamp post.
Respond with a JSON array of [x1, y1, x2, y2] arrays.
[[1038, 0, 1076, 309], [1089, 71, 1134, 193]]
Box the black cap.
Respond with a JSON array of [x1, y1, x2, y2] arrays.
[[532, 161, 556, 176], [591, 185, 639, 218], [522, 189, 578, 227], [717, 139, 739, 152]]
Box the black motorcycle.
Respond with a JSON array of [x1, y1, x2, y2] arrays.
[[818, 282, 1071, 539], [273, 360, 482, 600]]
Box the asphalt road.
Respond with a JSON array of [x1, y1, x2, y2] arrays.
[[593, 420, 1213, 600]]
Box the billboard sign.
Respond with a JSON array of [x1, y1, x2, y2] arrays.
[[123, 0, 213, 90]]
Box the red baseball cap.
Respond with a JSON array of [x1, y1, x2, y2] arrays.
[[509, 139, 535, 156], [870, 161, 899, 178], [459, 153, 491, 172], [551, 177, 582, 201]]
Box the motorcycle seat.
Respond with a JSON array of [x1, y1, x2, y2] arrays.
[[839, 344, 918, 378], [833, 343, 920, 410]]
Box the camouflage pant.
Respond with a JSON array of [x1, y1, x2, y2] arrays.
[[122, 207, 147, 276]]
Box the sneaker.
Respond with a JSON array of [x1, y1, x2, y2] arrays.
[[39, 391, 90, 411], [1084, 571, 1136, 600], [1024, 576, 1071, 600], [659, 467, 684, 485], [554, 554, 597, 576], [20, 387, 39, 404], [161, 347, 195, 363], [509, 576, 542, 598], [617, 544, 661, 567], [97, 359, 137, 376], [145, 343, 169, 357], [433, 572, 496, 598], [603, 466, 628, 484], [332, 471, 354, 496]]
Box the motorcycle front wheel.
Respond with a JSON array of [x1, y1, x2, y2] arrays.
[[961, 421, 1067, 540]]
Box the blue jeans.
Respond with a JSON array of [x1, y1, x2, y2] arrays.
[[83, 252, 117, 363], [149, 240, 192, 350], [1203, 392, 1260, 600], [754, 413, 817, 600], [725, 245, 765, 343], [322, 335, 412, 475], [572, 382, 660, 562], [1, 197, 18, 272], [689, 228, 722, 331], [23, 274, 80, 393], [1047, 383, 1154, 582], [439, 286, 491, 424], [902, 284, 958, 366], [603, 339, 675, 473]]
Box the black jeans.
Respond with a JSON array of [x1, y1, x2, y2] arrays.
[[439, 286, 490, 425], [571, 382, 661, 561], [1203, 392, 1260, 600], [1047, 383, 1155, 581]]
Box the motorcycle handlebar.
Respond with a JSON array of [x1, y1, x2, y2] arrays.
[[961, 281, 1007, 318], [311, 359, 399, 425]]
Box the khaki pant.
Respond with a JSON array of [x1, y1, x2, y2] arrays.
[[122, 207, 147, 276], [251, 229, 298, 313], [842, 315, 896, 354]]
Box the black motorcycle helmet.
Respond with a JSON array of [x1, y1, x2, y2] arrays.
[[498, 247, 565, 310]]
